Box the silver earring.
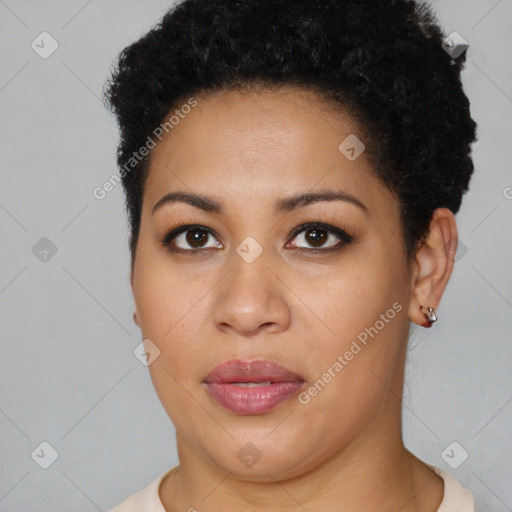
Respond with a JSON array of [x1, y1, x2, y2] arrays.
[[420, 305, 437, 323]]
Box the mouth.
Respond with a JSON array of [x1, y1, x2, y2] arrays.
[[204, 359, 305, 415]]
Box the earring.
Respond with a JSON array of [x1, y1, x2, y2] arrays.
[[419, 305, 437, 324]]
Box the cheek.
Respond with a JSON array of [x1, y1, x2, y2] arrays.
[[133, 246, 209, 339], [132, 257, 213, 412], [304, 252, 402, 343], [135, 266, 209, 424], [295, 251, 407, 398]]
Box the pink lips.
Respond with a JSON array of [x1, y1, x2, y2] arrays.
[[204, 359, 305, 415]]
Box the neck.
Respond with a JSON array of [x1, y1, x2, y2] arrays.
[[160, 410, 444, 512]]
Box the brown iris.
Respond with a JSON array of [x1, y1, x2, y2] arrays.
[[304, 227, 327, 248], [186, 229, 209, 248]]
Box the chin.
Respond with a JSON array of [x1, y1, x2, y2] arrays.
[[196, 434, 321, 482]]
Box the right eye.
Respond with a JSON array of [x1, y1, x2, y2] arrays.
[[160, 225, 224, 252]]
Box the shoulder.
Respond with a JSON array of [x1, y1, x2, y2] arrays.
[[107, 467, 176, 512], [427, 464, 475, 512]]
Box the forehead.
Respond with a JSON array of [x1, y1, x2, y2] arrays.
[[143, 87, 395, 221]]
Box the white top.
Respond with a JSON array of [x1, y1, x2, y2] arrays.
[[108, 463, 474, 512]]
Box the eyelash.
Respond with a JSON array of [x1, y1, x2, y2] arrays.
[[158, 219, 354, 254]]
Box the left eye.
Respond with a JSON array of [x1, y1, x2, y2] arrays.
[[286, 223, 353, 251]]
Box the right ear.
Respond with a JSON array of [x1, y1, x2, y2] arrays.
[[130, 272, 140, 327]]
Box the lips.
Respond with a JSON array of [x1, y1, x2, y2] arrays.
[[204, 359, 305, 415]]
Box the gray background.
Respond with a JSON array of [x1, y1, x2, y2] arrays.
[[0, 0, 511, 510]]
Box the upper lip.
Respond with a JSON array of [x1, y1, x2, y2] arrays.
[[204, 359, 304, 384]]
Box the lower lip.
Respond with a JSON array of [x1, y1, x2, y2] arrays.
[[205, 382, 304, 415]]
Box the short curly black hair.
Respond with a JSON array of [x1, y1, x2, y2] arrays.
[[103, 0, 477, 272]]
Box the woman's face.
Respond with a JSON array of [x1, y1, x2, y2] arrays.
[[131, 87, 416, 480]]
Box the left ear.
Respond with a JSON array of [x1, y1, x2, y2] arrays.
[[407, 207, 458, 328]]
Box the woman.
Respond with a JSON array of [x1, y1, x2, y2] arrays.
[[104, 0, 477, 510]]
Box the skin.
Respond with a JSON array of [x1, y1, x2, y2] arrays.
[[130, 86, 458, 512]]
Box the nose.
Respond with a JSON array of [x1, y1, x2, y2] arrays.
[[211, 247, 292, 337]]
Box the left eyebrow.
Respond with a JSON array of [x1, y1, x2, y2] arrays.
[[274, 190, 368, 215], [151, 189, 368, 216]]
